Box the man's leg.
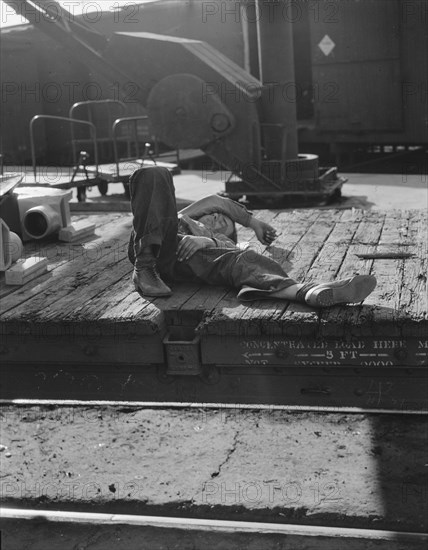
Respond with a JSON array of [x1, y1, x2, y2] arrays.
[[267, 276, 377, 307], [182, 246, 376, 307], [180, 246, 297, 294], [129, 166, 178, 296]]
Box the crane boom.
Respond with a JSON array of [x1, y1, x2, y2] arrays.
[[4, 0, 146, 104], [6, 0, 275, 189]]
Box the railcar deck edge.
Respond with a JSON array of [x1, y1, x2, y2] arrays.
[[1, 208, 426, 409]]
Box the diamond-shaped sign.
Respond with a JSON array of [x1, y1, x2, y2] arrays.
[[318, 35, 335, 56]]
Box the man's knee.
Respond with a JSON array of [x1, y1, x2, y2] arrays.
[[235, 248, 260, 264], [130, 166, 174, 195], [131, 166, 172, 184]]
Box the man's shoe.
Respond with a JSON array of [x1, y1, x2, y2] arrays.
[[304, 275, 377, 307], [132, 265, 172, 297]]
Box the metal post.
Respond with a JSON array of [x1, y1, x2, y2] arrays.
[[257, 0, 299, 161]]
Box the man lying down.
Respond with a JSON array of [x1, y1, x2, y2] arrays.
[[127, 166, 376, 307]]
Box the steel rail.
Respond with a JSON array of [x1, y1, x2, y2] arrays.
[[1, 508, 426, 546], [1, 399, 426, 416]]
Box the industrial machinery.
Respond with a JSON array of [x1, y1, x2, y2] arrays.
[[0, 181, 95, 243], [5, 0, 345, 205], [0, 172, 95, 285]]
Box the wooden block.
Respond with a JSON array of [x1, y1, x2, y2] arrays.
[[5, 257, 48, 286], [58, 221, 96, 242]]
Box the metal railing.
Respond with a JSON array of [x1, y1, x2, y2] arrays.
[[69, 100, 127, 168], [69, 99, 127, 125], [29, 115, 99, 182], [111, 115, 153, 177]]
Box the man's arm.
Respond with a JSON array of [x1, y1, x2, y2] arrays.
[[179, 195, 253, 227], [247, 216, 278, 245], [180, 194, 277, 246], [177, 235, 235, 262]]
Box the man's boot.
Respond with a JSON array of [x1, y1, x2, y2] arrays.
[[132, 248, 172, 297]]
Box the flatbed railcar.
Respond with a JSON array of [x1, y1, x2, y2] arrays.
[[1, 208, 426, 410]]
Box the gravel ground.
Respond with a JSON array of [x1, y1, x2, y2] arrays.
[[1, 406, 427, 532]]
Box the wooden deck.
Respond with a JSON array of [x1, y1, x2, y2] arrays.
[[1, 208, 427, 409]]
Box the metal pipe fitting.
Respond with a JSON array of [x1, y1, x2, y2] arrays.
[[23, 205, 62, 240]]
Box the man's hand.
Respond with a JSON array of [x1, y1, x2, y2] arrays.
[[177, 235, 214, 261], [249, 218, 278, 245]]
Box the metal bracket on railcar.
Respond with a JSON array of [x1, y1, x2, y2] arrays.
[[163, 333, 202, 376]]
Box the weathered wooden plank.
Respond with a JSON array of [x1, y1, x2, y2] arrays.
[[154, 282, 204, 313], [302, 209, 366, 283], [0, 232, 166, 364], [0, 213, 132, 305], [0, 213, 119, 300], [283, 210, 344, 280], [352, 210, 388, 245], [399, 210, 428, 337], [362, 210, 411, 321], [321, 210, 426, 342], [281, 209, 366, 335], [179, 283, 231, 313], [72, 266, 160, 328], [0, 214, 132, 320], [271, 209, 347, 336], [36, 257, 134, 323], [320, 211, 387, 338], [0, 257, 165, 365], [0, 259, 165, 365]]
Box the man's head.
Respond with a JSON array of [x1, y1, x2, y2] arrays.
[[198, 213, 237, 242]]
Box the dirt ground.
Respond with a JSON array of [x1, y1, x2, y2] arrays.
[[1, 406, 427, 532]]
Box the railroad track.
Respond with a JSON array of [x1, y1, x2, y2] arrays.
[[2, 361, 427, 412], [1, 399, 427, 415], [1, 508, 427, 550]]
